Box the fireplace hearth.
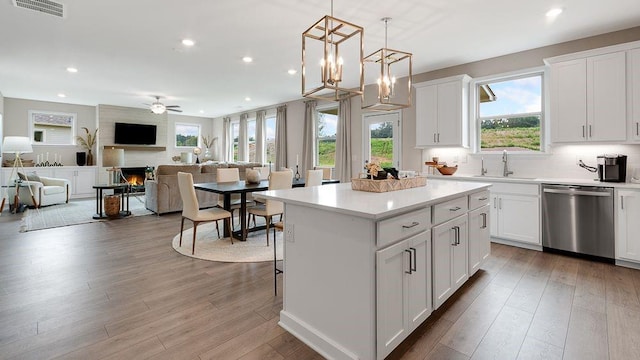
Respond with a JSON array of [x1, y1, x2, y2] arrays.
[[121, 167, 146, 192]]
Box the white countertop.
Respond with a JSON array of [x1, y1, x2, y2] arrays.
[[435, 174, 640, 189], [254, 179, 491, 220]]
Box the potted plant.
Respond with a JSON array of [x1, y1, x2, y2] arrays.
[[76, 127, 98, 166]]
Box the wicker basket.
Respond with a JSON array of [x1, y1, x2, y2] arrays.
[[104, 194, 121, 217], [351, 176, 427, 193]]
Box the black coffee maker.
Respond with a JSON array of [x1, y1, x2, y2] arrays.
[[597, 154, 627, 182]]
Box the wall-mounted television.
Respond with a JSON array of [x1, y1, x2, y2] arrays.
[[114, 122, 157, 145]]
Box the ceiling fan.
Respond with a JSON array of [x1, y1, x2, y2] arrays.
[[145, 96, 182, 114]]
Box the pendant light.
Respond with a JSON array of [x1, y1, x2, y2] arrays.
[[302, 0, 364, 101], [362, 17, 412, 111]]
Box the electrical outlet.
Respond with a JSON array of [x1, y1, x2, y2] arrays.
[[286, 223, 295, 243]]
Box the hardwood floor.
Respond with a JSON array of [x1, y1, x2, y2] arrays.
[[2, 212, 640, 359]]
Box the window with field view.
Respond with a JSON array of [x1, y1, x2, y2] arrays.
[[265, 116, 276, 164], [316, 107, 338, 167], [176, 123, 200, 147], [247, 119, 256, 162], [477, 73, 543, 152]]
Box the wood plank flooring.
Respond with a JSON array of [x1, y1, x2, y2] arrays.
[[2, 211, 640, 359]]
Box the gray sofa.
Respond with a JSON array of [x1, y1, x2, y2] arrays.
[[145, 162, 262, 214]]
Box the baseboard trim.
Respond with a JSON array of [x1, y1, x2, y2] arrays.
[[490, 237, 542, 251]]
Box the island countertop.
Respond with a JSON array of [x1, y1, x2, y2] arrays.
[[253, 179, 491, 220]]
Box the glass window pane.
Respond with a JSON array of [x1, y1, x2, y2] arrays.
[[480, 115, 541, 151], [479, 76, 541, 118], [232, 122, 239, 162], [317, 108, 337, 167], [247, 120, 256, 162], [265, 117, 276, 164], [369, 121, 394, 168], [175, 123, 200, 147]]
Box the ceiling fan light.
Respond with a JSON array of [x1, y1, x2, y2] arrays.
[[150, 103, 166, 114]]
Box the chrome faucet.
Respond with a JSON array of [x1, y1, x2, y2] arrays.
[[502, 150, 513, 177], [480, 157, 488, 176]]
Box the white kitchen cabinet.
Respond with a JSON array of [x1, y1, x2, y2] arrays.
[[491, 193, 540, 245], [376, 230, 431, 359], [616, 189, 640, 262], [549, 51, 627, 143], [630, 48, 640, 141], [414, 75, 470, 147], [469, 204, 491, 276], [46, 167, 97, 198], [432, 214, 468, 309]]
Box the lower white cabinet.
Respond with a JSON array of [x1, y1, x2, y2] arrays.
[[469, 205, 491, 275], [55, 167, 97, 198], [616, 189, 640, 262], [376, 230, 432, 359], [490, 192, 540, 245], [432, 214, 468, 309]]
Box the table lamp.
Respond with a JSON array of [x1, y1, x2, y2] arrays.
[[103, 148, 124, 185], [2, 136, 33, 168]]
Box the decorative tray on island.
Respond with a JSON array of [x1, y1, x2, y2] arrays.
[[351, 176, 427, 193]]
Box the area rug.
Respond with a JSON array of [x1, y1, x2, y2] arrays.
[[20, 195, 153, 232], [171, 221, 283, 263]]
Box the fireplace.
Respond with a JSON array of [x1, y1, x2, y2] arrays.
[[121, 167, 146, 193]]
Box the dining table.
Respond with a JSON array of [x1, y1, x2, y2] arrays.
[[194, 178, 339, 241]]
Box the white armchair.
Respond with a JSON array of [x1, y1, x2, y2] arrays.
[[8, 176, 71, 208]]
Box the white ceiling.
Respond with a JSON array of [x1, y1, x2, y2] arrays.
[[0, 0, 639, 118]]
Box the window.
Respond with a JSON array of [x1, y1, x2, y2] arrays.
[[363, 112, 401, 168], [247, 118, 256, 162], [175, 123, 200, 147], [316, 106, 338, 167], [475, 70, 544, 152], [265, 116, 276, 164], [231, 122, 239, 162], [29, 111, 76, 145]]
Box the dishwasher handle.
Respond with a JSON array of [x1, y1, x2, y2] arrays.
[[543, 188, 611, 197]]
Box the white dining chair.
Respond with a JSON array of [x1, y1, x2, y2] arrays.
[[247, 170, 292, 246], [306, 169, 323, 187], [177, 172, 232, 254]]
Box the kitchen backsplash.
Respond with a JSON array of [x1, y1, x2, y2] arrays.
[[422, 144, 640, 182]]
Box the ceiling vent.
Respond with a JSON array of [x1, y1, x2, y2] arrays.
[[12, 0, 65, 18]]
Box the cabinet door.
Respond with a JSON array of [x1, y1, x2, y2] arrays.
[[436, 81, 462, 146], [489, 194, 499, 237], [587, 52, 627, 141], [73, 168, 97, 196], [616, 190, 640, 262], [631, 48, 640, 141], [407, 231, 431, 332], [376, 240, 409, 358], [469, 205, 490, 276], [497, 194, 540, 244], [415, 85, 438, 146], [432, 221, 453, 309], [550, 59, 587, 142], [451, 215, 468, 292]]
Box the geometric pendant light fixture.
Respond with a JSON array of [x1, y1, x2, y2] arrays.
[[302, 0, 364, 101], [362, 17, 413, 111]]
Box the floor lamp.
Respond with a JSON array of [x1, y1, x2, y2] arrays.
[[1, 136, 37, 213], [103, 148, 125, 185]]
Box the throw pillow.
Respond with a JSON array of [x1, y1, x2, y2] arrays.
[[17, 172, 27, 180], [26, 172, 41, 182]]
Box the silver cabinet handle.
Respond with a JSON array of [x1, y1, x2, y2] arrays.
[[449, 206, 461, 212], [405, 249, 413, 274], [437, 133, 440, 143], [589, 125, 592, 138], [481, 213, 487, 229], [433, 133, 436, 143], [543, 188, 611, 197], [451, 227, 457, 246], [621, 196, 624, 210], [478, 197, 488, 201], [636, 122, 639, 136], [493, 198, 497, 209], [499, 198, 502, 209], [409, 247, 417, 272], [582, 125, 585, 138], [402, 221, 420, 229]]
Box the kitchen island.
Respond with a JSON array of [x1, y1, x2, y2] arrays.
[[255, 179, 491, 360]]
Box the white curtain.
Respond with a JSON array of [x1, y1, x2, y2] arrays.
[[255, 110, 265, 164], [302, 100, 316, 173], [222, 117, 232, 162], [275, 105, 287, 170], [239, 113, 248, 162], [335, 98, 352, 182]]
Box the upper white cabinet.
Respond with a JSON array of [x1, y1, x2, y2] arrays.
[[548, 50, 627, 143], [414, 75, 471, 147], [630, 48, 640, 141]]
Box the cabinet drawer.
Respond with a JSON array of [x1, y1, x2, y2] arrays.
[[433, 196, 468, 225], [490, 182, 539, 196], [377, 207, 431, 248], [469, 190, 490, 210]]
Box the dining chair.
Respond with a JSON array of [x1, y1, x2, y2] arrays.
[[177, 172, 232, 254], [306, 169, 323, 187], [216, 167, 253, 231], [247, 170, 292, 246], [315, 167, 332, 180]]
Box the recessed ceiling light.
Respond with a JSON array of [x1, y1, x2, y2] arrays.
[[242, 56, 253, 63], [546, 8, 563, 17], [57, 93, 66, 98], [66, 67, 78, 73], [288, 69, 297, 75], [199, 110, 204, 114], [182, 39, 195, 46], [245, 97, 251, 101]]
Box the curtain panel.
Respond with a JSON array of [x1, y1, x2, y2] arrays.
[[222, 117, 232, 162], [255, 110, 265, 164], [302, 100, 317, 172], [275, 105, 287, 170], [335, 98, 352, 183]]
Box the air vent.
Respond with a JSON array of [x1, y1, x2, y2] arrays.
[[12, 0, 64, 18]]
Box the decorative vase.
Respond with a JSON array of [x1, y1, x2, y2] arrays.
[[86, 149, 94, 166], [202, 147, 213, 162], [246, 169, 261, 184], [76, 152, 86, 166]]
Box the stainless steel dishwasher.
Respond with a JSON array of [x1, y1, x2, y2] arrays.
[[541, 184, 614, 262]]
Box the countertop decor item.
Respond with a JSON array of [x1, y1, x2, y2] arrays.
[[351, 176, 427, 192], [437, 165, 458, 175], [245, 169, 261, 184]]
